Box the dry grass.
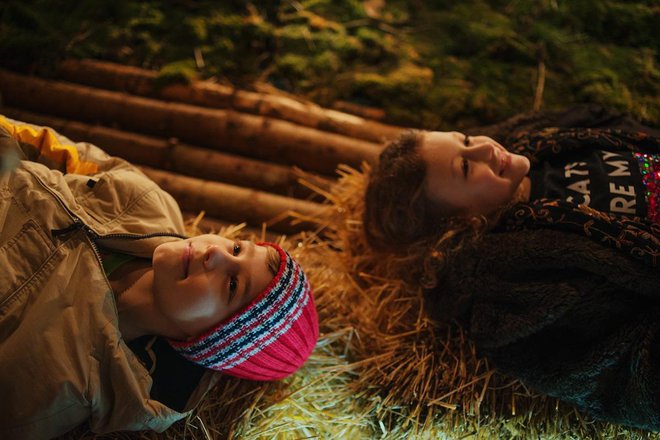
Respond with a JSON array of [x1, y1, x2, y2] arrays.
[[58, 166, 658, 440]]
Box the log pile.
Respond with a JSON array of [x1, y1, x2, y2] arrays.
[[56, 59, 404, 144], [0, 63, 406, 235]]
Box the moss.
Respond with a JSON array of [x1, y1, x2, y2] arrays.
[[185, 17, 208, 42], [580, 78, 634, 110], [275, 53, 311, 81], [425, 79, 474, 129], [0, 0, 657, 126], [195, 39, 237, 77], [299, 10, 344, 32], [355, 27, 382, 47], [349, 62, 434, 125], [155, 59, 197, 87], [527, 21, 573, 63], [311, 50, 342, 73], [352, 63, 433, 101], [126, 4, 165, 31], [354, 27, 400, 63], [636, 96, 660, 125], [563, 1, 658, 48], [276, 24, 361, 59], [431, 3, 518, 56], [299, 0, 368, 22], [565, 41, 656, 121]]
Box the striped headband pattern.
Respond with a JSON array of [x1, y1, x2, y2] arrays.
[[168, 243, 318, 380]]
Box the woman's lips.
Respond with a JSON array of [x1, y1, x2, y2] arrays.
[[500, 153, 511, 176], [183, 242, 192, 278]]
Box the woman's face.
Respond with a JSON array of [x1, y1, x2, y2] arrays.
[[419, 131, 530, 216], [152, 234, 276, 339]]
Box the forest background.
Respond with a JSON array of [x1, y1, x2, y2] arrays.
[[1, 0, 658, 129]]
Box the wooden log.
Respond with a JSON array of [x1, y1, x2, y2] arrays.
[[2, 107, 330, 198], [0, 69, 381, 175], [331, 100, 387, 121], [57, 59, 405, 144], [139, 166, 322, 234], [181, 211, 281, 242]]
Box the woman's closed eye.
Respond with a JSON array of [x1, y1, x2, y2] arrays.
[[461, 158, 470, 179], [460, 134, 472, 178]]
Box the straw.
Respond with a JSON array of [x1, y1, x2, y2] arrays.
[[55, 172, 654, 440]]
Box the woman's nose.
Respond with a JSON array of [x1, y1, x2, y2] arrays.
[[203, 245, 239, 271], [465, 142, 498, 163]]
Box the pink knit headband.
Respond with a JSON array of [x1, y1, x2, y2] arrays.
[[168, 243, 318, 381]]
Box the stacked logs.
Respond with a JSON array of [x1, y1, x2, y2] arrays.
[[0, 62, 406, 235], [56, 59, 403, 144]]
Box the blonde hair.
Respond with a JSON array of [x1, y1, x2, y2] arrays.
[[265, 245, 281, 277]]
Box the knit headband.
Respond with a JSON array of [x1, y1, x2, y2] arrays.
[[168, 243, 318, 381]]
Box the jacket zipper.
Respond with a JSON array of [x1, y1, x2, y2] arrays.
[[29, 168, 187, 265], [3, 169, 188, 313], [53, 221, 187, 260]]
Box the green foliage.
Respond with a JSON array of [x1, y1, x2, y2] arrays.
[[404, 0, 658, 127], [563, 1, 659, 48], [0, 0, 657, 126], [298, 0, 368, 22], [155, 60, 197, 87]]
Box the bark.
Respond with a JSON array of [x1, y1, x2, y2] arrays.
[[2, 107, 329, 198], [139, 166, 322, 234], [57, 59, 404, 144], [0, 69, 381, 175]]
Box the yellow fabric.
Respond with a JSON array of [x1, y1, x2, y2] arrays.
[[0, 115, 98, 175]]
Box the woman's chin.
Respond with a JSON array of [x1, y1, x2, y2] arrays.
[[512, 154, 530, 175], [522, 155, 531, 173]]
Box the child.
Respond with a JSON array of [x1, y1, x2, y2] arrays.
[[363, 106, 660, 431], [0, 115, 319, 439]]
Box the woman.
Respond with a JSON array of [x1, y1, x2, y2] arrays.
[[0, 115, 319, 439], [363, 105, 660, 431]]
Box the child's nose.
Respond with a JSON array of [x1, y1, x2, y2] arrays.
[[203, 245, 240, 271]]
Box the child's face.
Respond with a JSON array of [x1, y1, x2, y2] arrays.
[[419, 131, 530, 216], [151, 234, 276, 339]]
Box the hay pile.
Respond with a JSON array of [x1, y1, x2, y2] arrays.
[[159, 170, 660, 438], [55, 166, 655, 439]]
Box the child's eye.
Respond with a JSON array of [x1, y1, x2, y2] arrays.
[[462, 158, 470, 178], [233, 242, 241, 256], [464, 134, 471, 146]]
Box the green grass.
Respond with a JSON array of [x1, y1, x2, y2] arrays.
[[1, 0, 657, 127]]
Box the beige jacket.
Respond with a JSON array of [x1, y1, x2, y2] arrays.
[[0, 116, 216, 439]]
